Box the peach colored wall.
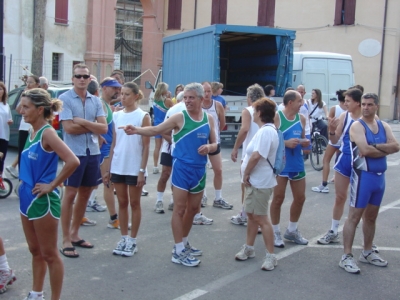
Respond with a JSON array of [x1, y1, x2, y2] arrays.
[[85, 0, 117, 80]]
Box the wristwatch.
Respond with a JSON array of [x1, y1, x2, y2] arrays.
[[139, 168, 145, 173]]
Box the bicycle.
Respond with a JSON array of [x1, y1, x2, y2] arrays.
[[309, 118, 329, 171], [0, 153, 13, 199]]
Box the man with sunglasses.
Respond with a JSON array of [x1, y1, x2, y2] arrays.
[[58, 64, 107, 258]]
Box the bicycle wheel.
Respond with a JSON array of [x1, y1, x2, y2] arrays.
[[0, 178, 13, 199], [318, 135, 329, 150], [310, 138, 324, 171]]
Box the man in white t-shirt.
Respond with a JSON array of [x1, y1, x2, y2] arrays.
[[296, 85, 312, 159]]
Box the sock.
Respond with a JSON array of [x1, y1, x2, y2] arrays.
[[170, 196, 174, 204], [29, 291, 43, 298], [272, 224, 280, 233], [203, 189, 207, 198], [182, 237, 188, 245], [123, 235, 130, 240], [241, 206, 247, 218], [331, 219, 340, 234], [110, 214, 118, 221], [0, 254, 10, 270], [88, 190, 97, 206], [175, 242, 184, 254], [246, 244, 254, 250], [362, 249, 372, 256], [215, 190, 222, 200], [322, 181, 328, 187], [130, 237, 137, 244], [288, 222, 298, 232], [194, 213, 201, 218], [156, 192, 164, 203]]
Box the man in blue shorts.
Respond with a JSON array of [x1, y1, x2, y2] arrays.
[[270, 90, 310, 247], [59, 64, 107, 257], [339, 93, 399, 274], [120, 83, 218, 267]]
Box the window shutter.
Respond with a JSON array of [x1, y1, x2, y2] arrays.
[[167, 0, 182, 30], [211, 0, 227, 25], [55, 0, 68, 25], [258, 0, 276, 27], [344, 0, 356, 25]]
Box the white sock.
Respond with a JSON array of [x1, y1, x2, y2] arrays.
[[156, 192, 164, 203], [203, 189, 207, 198], [182, 236, 188, 245], [88, 190, 97, 206], [175, 242, 184, 254], [331, 219, 340, 234], [0, 254, 10, 270], [246, 244, 254, 250], [241, 206, 247, 218], [287, 222, 298, 232], [272, 224, 280, 233], [123, 235, 130, 239], [215, 190, 222, 200], [29, 291, 43, 298], [130, 237, 137, 244]]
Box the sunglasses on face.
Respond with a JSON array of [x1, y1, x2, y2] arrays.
[[74, 74, 90, 79]]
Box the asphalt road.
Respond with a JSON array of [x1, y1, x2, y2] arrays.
[[1, 123, 400, 300]]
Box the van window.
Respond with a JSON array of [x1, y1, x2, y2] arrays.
[[7, 91, 21, 108]]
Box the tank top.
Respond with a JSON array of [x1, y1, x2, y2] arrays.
[[202, 100, 220, 143], [101, 99, 114, 146], [20, 124, 59, 188], [111, 108, 149, 176], [351, 119, 387, 173], [242, 106, 259, 160], [153, 99, 169, 125], [339, 112, 357, 155], [278, 110, 304, 172], [328, 105, 346, 147], [173, 110, 210, 167]]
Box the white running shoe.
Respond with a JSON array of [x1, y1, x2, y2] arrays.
[[168, 203, 174, 211], [213, 198, 233, 209], [112, 237, 126, 255], [153, 167, 159, 174], [284, 228, 308, 245], [121, 238, 137, 257], [23, 292, 44, 300], [230, 213, 247, 225], [235, 244, 255, 261], [201, 195, 208, 207], [339, 254, 361, 274], [311, 184, 329, 193], [317, 230, 339, 245], [171, 248, 201, 267], [274, 231, 285, 248], [154, 201, 165, 213], [185, 242, 202, 256], [5, 166, 18, 178], [86, 201, 107, 212], [261, 253, 278, 271], [359, 252, 388, 267], [193, 213, 213, 225], [0, 269, 16, 294]]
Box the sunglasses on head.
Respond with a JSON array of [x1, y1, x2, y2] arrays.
[[74, 74, 90, 79]]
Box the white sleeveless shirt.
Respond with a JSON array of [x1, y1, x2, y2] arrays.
[[202, 100, 220, 143], [242, 106, 259, 160]]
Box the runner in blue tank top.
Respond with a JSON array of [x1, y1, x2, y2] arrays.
[[120, 83, 218, 267], [270, 90, 310, 248], [18, 88, 79, 300], [340, 93, 399, 274]]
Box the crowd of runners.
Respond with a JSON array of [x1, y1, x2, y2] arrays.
[[0, 64, 399, 299]]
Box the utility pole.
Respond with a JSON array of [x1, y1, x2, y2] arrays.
[[0, 0, 4, 81], [31, 0, 47, 76]]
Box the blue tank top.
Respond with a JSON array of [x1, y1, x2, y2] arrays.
[[20, 125, 59, 188], [339, 112, 356, 155], [153, 99, 169, 125], [101, 99, 114, 147], [351, 119, 387, 173], [173, 110, 210, 167], [278, 110, 304, 172]]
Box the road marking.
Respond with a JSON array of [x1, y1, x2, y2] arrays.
[[173, 198, 400, 300]]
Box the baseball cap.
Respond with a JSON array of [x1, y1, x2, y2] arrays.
[[101, 79, 122, 88]]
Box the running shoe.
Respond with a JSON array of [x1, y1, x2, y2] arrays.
[[23, 292, 44, 300], [0, 269, 16, 294], [311, 184, 329, 193], [284, 228, 308, 245], [359, 252, 388, 267], [201, 195, 208, 207], [274, 231, 285, 248], [339, 254, 360, 274], [153, 167, 159, 174], [107, 219, 120, 229], [213, 198, 233, 209], [193, 213, 213, 225], [5, 166, 18, 178], [235, 244, 255, 261], [154, 201, 165, 214], [112, 237, 126, 255], [186, 242, 202, 256], [230, 213, 247, 225], [86, 201, 107, 212], [261, 253, 278, 271], [171, 248, 201, 267], [206, 162, 212, 169], [168, 203, 174, 211], [317, 230, 339, 245], [372, 243, 380, 253], [81, 216, 97, 226], [141, 188, 149, 196], [121, 238, 137, 257]]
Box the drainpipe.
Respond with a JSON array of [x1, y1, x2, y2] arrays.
[[194, 0, 197, 29], [377, 0, 388, 114]]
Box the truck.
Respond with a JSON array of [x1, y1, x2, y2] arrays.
[[146, 24, 296, 145]]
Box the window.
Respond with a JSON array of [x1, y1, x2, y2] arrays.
[[211, 0, 227, 25], [167, 0, 182, 30], [55, 0, 68, 25], [334, 0, 356, 25], [52, 53, 63, 81], [257, 0, 276, 27]]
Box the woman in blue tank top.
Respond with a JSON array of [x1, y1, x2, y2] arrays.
[[18, 88, 79, 300]]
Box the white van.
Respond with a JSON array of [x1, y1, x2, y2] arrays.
[[292, 51, 355, 108]]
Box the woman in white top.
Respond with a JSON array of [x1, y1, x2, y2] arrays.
[[309, 88, 329, 140], [106, 82, 150, 258], [0, 82, 12, 181], [312, 90, 347, 193], [235, 97, 279, 271]]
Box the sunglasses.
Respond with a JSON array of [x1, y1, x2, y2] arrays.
[[74, 74, 90, 79]]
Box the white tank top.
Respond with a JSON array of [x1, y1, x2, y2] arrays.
[[242, 106, 259, 160], [202, 100, 220, 143], [111, 108, 149, 176], [328, 104, 346, 147]]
